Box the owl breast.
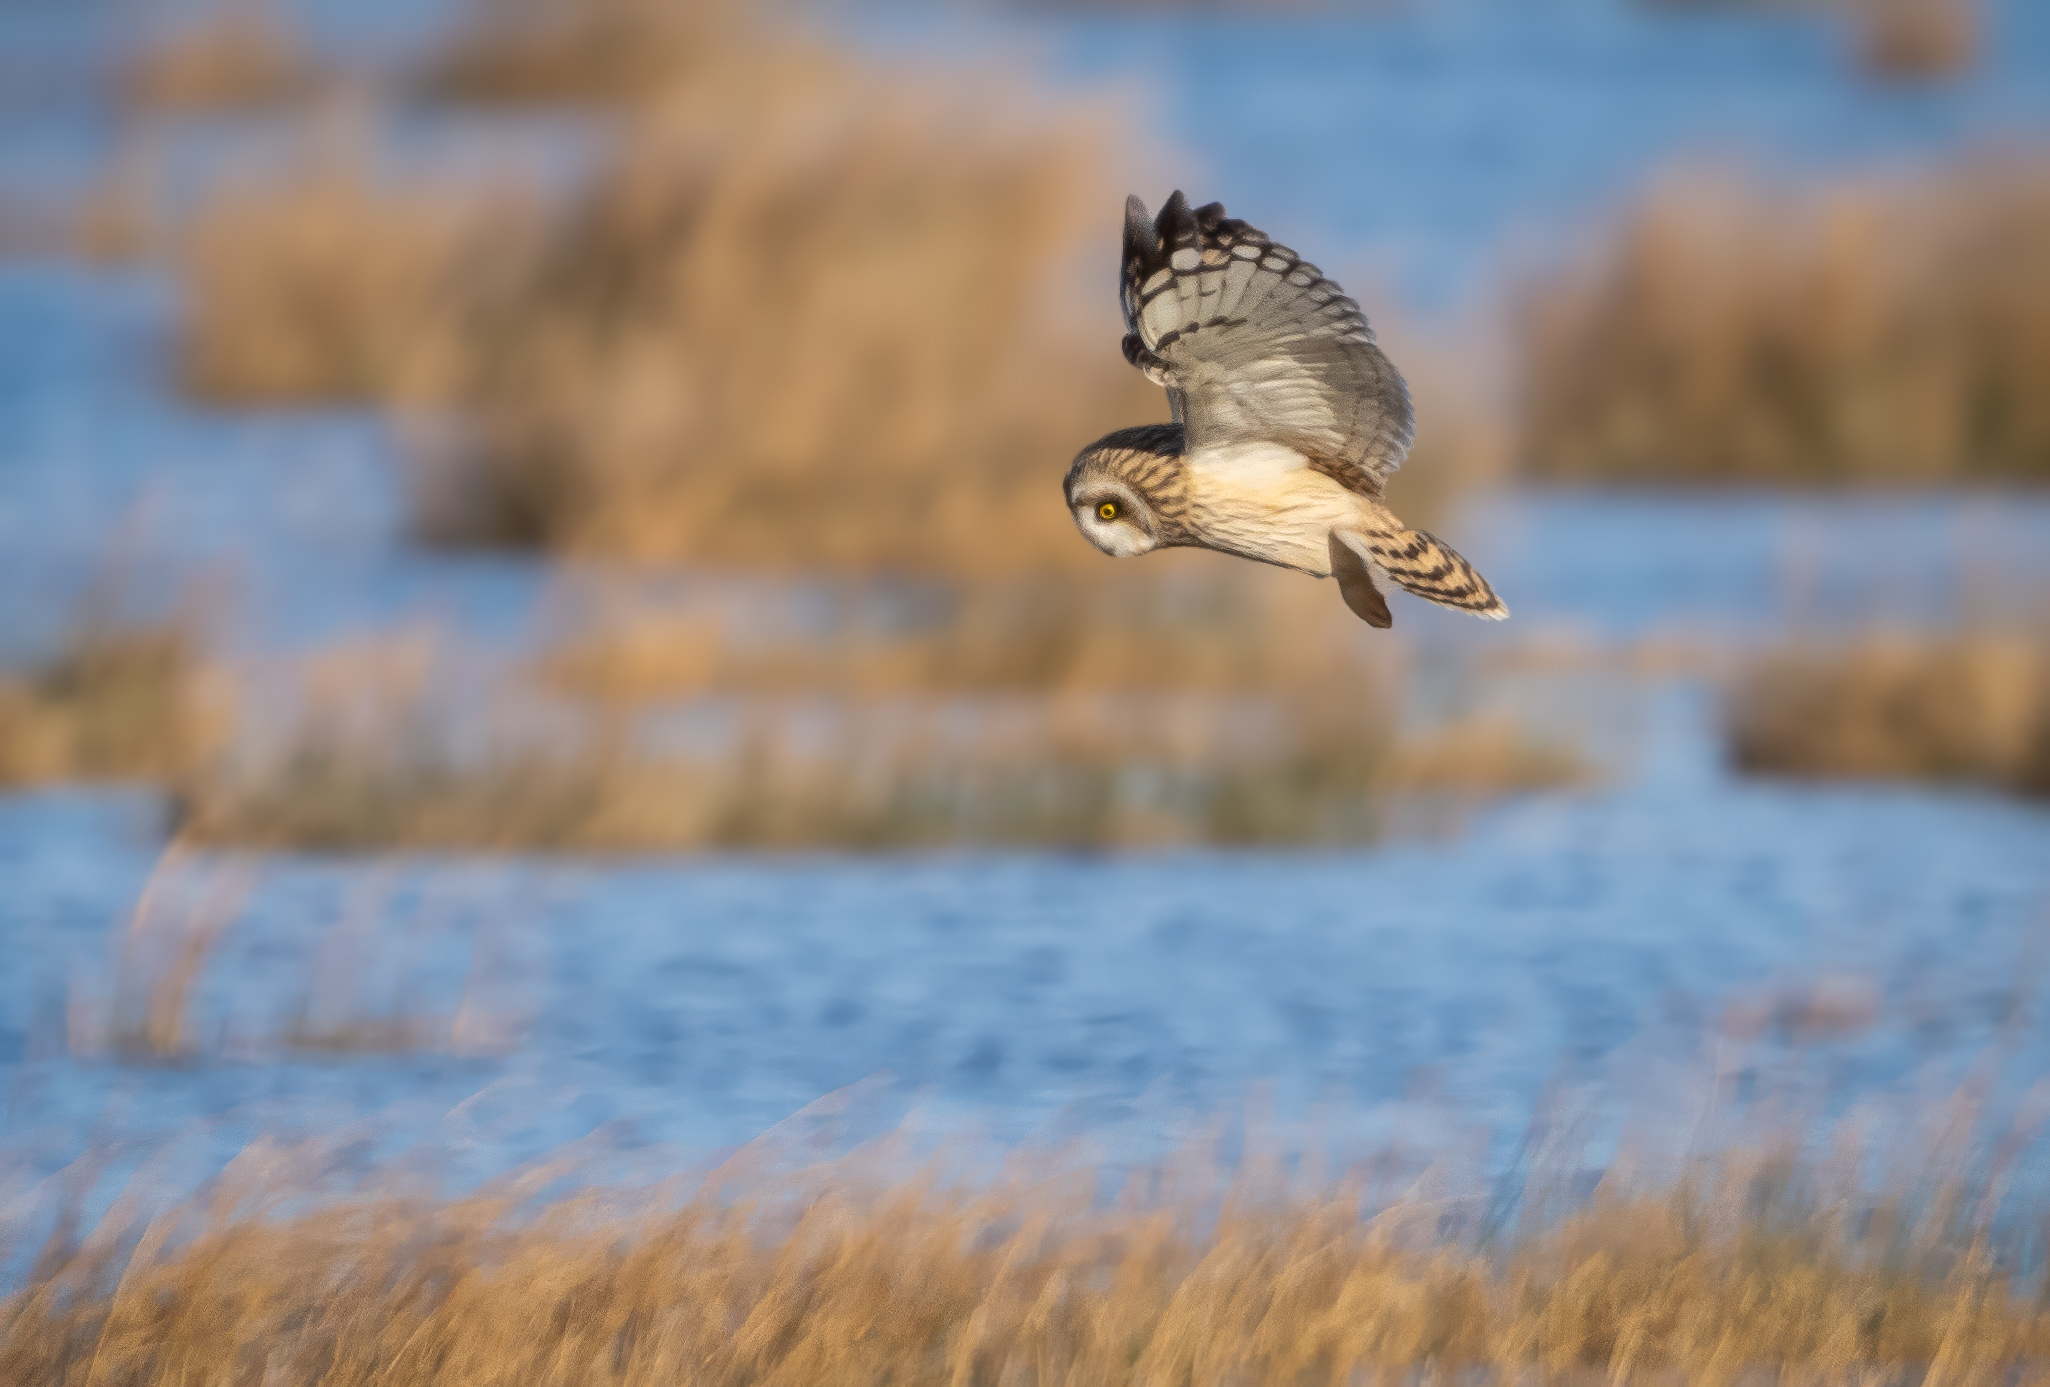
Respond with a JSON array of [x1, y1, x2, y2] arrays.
[[1183, 440, 1368, 576]]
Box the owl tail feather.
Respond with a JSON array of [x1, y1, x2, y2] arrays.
[[1336, 527, 1509, 621]]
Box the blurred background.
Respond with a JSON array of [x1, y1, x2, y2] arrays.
[[2, 0, 2049, 1282]]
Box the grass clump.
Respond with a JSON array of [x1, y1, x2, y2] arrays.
[[0, 573, 1572, 852], [413, 0, 740, 106], [414, 74, 1143, 573], [0, 624, 222, 787], [175, 693, 1570, 854], [177, 154, 519, 404], [168, 573, 1580, 853], [171, 17, 1151, 574], [178, 706, 1400, 853], [1519, 155, 2050, 485], [3, 1139, 2045, 1383], [1726, 632, 2050, 794]]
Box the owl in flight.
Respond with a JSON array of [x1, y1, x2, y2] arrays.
[[1065, 192, 1506, 628]]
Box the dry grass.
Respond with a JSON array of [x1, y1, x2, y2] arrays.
[[534, 566, 1370, 703], [117, 0, 320, 113], [178, 714, 1396, 853], [413, 0, 741, 106], [1726, 632, 2050, 793], [168, 11, 1160, 573], [176, 698, 1579, 854], [1519, 155, 2050, 485], [168, 620, 1395, 852], [0, 623, 224, 788], [176, 144, 524, 403], [155, 0, 1491, 570], [163, 574, 1579, 853], [3, 1128, 2045, 1384], [411, 66, 1148, 573], [0, 571, 1573, 852]]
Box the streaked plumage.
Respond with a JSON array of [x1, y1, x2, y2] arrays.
[[1065, 191, 1507, 627]]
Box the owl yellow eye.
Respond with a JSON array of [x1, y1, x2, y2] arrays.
[[1098, 501, 1120, 521]]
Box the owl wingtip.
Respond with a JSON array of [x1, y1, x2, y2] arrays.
[[1156, 191, 1198, 247]]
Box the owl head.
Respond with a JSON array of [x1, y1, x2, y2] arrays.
[[1064, 423, 1189, 559]]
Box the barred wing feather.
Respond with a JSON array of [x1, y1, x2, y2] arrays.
[[1120, 191, 1412, 494]]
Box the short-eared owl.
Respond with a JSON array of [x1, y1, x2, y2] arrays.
[[1065, 192, 1507, 628]]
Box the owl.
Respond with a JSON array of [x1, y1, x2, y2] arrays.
[[1066, 192, 1506, 628]]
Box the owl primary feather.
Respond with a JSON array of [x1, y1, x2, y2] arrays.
[[1064, 192, 1507, 628]]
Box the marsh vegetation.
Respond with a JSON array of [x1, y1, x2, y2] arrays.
[[1520, 156, 2050, 486], [1727, 633, 2050, 794], [6, 1104, 2045, 1384]]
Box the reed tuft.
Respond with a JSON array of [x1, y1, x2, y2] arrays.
[[1725, 632, 2050, 794], [412, 71, 1148, 573], [1519, 156, 2050, 485], [413, 0, 741, 106]]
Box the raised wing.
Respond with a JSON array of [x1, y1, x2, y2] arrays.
[[1120, 191, 1412, 495]]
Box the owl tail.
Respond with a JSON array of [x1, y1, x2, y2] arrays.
[[1332, 527, 1509, 623]]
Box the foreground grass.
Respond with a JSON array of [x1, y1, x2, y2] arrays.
[[1726, 633, 2050, 795], [1519, 153, 2050, 485], [4, 1144, 2045, 1384]]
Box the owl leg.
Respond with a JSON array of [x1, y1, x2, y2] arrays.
[[1327, 531, 1393, 628]]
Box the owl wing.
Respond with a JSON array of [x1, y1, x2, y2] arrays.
[[1120, 191, 1412, 496]]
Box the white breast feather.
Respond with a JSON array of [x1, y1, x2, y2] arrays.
[[1184, 440, 1367, 575]]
